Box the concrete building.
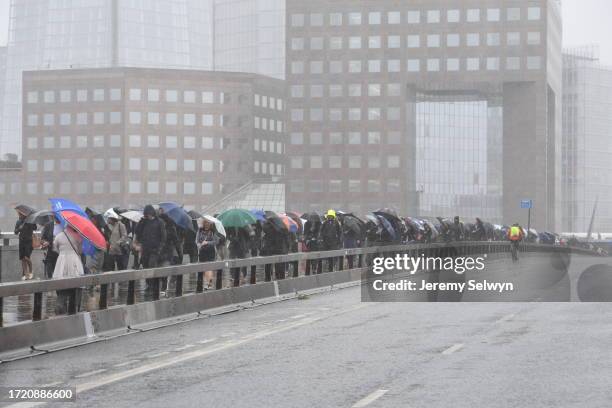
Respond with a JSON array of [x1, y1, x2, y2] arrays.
[[562, 46, 612, 233], [285, 0, 562, 229], [0, 0, 286, 159], [0, 67, 286, 230]]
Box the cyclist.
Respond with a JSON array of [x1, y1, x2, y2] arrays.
[[507, 223, 524, 261]]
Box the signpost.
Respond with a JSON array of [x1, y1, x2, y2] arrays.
[[521, 199, 533, 236]]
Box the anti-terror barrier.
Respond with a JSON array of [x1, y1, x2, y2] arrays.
[[0, 242, 599, 358]]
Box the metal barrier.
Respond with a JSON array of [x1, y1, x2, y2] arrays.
[[0, 241, 599, 328]]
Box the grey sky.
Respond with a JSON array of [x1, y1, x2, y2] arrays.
[[0, 1, 610, 63]]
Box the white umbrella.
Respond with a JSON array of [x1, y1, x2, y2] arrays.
[[203, 215, 226, 238], [121, 210, 143, 223], [104, 208, 120, 220]]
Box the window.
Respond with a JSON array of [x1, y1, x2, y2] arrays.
[[292, 38, 304, 50], [447, 34, 460, 47], [427, 59, 440, 72], [93, 89, 105, 101], [202, 137, 214, 149], [202, 91, 214, 103], [147, 135, 159, 147], [147, 182, 159, 194], [368, 12, 381, 25], [310, 156, 323, 169], [527, 32, 541, 45], [368, 84, 380, 97], [368, 108, 381, 120], [290, 133, 303, 145], [487, 33, 500, 46], [368, 36, 381, 49], [110, 88, 121, 101], [329, 156, 342, 169], [387, 83, 401, 96], [27, 91, 38, 103], [77, 89, 88, 102], [129, 134, 142, 147], [447, 9, 460, 23], [467, 9, 480, 22], [467, 58, 480, 71], [77, 113, 88, 125], [59, 136, 71, 148], [388, 156, 400, 168], [388, 11, 400, 24], [184, 160, 195, 172], [184, 182, 195, 195], [310, 61, 323, 74], [329, 37, 343, 50], [388, 131, 401, 144], [427, 34, 440, 47], [203, 114, 214, 127], [202, 183, 213, 195], [291, 61, 304, 74], [60, 90, 71, 102], [109, 159, 121, 171], [348, 108, 361, 121], [310, 133, 323, 145], [349, 36, 362, 49], [184, 136, 196, 149], [330, 133, 343, 144], [387, 35, 400, 49], [202, 160, 213, 172], [44, 160, 54, 172], [44, 91, 55, 103], [487, 57, 500, 71], [310, 37, 323, 50], [27, 160, 37, 172], [467, 33, 480, 47], [165, 90, 178, 102], [329, 61, 343, 74], [348, 12, 361, 25], [310, 13, 323, 26], [407, 59, 420, 72], [184, 90, 196, 103], [291, 14, 304, 27], [387, 107, 400, 120], [291, 109, 304, 121], [349, 156, 361, 169], [368, 60, 381, 73], [507, 32, 521, 46], [349, 180, 361, 193], [76, 136, 87, 148], [110, 112, 121, 124], [447, 58, 460, 71], [528, 7, 541, 20], [407, 35, 420, 48], [329, 108, 342, 121], [109, 134, 121, 147], [407, 10, 420, 24], [329, 84, 343, 97], [368, 131, 381, 144], [129, 88, 141, 101], [27, 114, 38, 126], [43, 114, 55, 126], [388, 60, 400, 73], [93, 112, 104, 124], [310, 108, 323, 121], [129, 158, 141, 171], [93, 135, 104, 147], [166, 159, 177, 171], [507, 8, 520, 21], [487, 8, 500, 22], [527, 56, 541, 70], [291, 157, 303, 169], [329, 180, 342, 193], [129, 112, 141, 124], [368, 157, 381, 168], [506, 57, 521, 70], [329, 12, 342, 26], [166, 136, 177, 149], [349, 60, 362, 73], [427, 10, 440, 23]]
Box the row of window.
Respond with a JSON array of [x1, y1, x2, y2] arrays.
[[290, 106, 404, 122], [28, 135, 222, 150], [291, 31, 542, 51], [27, 88, 284, 110], [253, 162, 284, 176], [291, 83, 402, 99], [26, 158, 224, 173], [253, 139, 284, 154], [290, 7, 542, 27], [291, 56, 542, 75], [289, 179, 402, 194], [290, 155, 402, 170], [289, 131, 400, 145], [26, 112, 282, 129], [7, 181, 218, 196]]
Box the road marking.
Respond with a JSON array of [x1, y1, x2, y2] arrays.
[[273, 281, 280, 297], [352, 389, 389, 408], [174, 344, 195, 351], [197, 338, 217, 345], [442, 343, 464, 355], [113, 360, 140, 368], [83, 312, 95, 338], [147, 351, 170, 358], [290, 314, 307, 319], [38, 382, 62, 387], [495, 313, 515, 324], [74, 369, 107, 379]]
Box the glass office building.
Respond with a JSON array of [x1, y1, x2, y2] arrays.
[[562, 47, 612, 233]]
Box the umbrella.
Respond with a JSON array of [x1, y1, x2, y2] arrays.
[[264, 211, 289, 233], [374, 208, 399, 219], [202, 215, 226, 238], [121, 210, 143, 223], [250, 209, 266, 222], [218, 208, 258, 228], [61, 211, 107, 250], [302, 211, 322, 224], [365, 214, 380, 225], [104, 208, 120, 220], [15, 204, 35, 217], [158, 202, 195, 232], [342, 215, 364, 236], [25, 209, 54, 225], [284, 212, 303, 234], [376, 215, 397, 241], [188, 210, 202, 220], [279, 214, 298, 233], [49, 198, 97, 256]]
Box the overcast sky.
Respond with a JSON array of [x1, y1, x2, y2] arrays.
[[0, 1, 610, 63]]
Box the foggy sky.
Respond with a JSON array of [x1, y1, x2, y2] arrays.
[[0, 1, 610, 63]]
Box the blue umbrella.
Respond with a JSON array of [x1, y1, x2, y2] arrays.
[[376, 215, 397, 241], [158, 202, 195, 232], [49, 198, 96, 256], [250, 209, 266, 222]]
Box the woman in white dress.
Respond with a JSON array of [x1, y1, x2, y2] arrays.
[[53, 225, 84, 314]]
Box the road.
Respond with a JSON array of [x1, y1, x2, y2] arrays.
[[1, 273, 612, 408]]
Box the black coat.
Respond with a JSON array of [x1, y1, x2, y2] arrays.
[[135, 216, 166, 253]]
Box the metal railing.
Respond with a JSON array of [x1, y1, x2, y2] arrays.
[[0, 241, 599, 328]]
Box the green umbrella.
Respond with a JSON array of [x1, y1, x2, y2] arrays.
[[217, 208, 258, 228]]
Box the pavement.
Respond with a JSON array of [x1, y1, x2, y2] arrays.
[[1, 265, 612, 408]]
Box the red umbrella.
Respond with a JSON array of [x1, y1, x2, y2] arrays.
[[61, 210, 107, 250], [279, 214, 299, 233]]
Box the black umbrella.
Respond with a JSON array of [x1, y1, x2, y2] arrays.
[[188, 210, 202, 220], [374, 208, 399, 219], [25, 209, 54, 225], [264, 211, 288, 233], [342, 215, 364, 236], [15, 204, 35, 217], [85, 207, 107, 229], [302, 211, 322, 224]]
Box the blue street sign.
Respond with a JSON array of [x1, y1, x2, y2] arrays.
[[521, 200, 533, 209]]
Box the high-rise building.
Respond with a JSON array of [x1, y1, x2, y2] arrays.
[[0, 67, 286, 230], [562, 46, 612, 233], [0, 0, 286, 159], [285, 0, 562, 229]]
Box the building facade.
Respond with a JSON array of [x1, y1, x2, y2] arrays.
[[285, 0, 562, 229], [0, 67, 286, 231], [562, 46, 612, 233], [1, 0, 286, 159]]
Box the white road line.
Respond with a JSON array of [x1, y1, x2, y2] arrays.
[[174, 344, 195, 351], [147, 351, 170, 358], [352, 389, 389, 408], [442, 343, 464, 355], [113, 360, 140, 368], [197, 338, 217, 345], [71, 304, 370, 396], [495, 313, 516, 324], [74, 369, 108, 379]]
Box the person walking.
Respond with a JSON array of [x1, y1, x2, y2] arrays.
[[320, 210, 343, 271], [14, 210, 36, 280], [52, 225, 84, 314], [107, 213, 129, 271], [451, 216, 465, 242], [507, 223, 524, 261], [197, 219, 219, 289], [40, 217, 60, 279], [135, 205, 166, 294]]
